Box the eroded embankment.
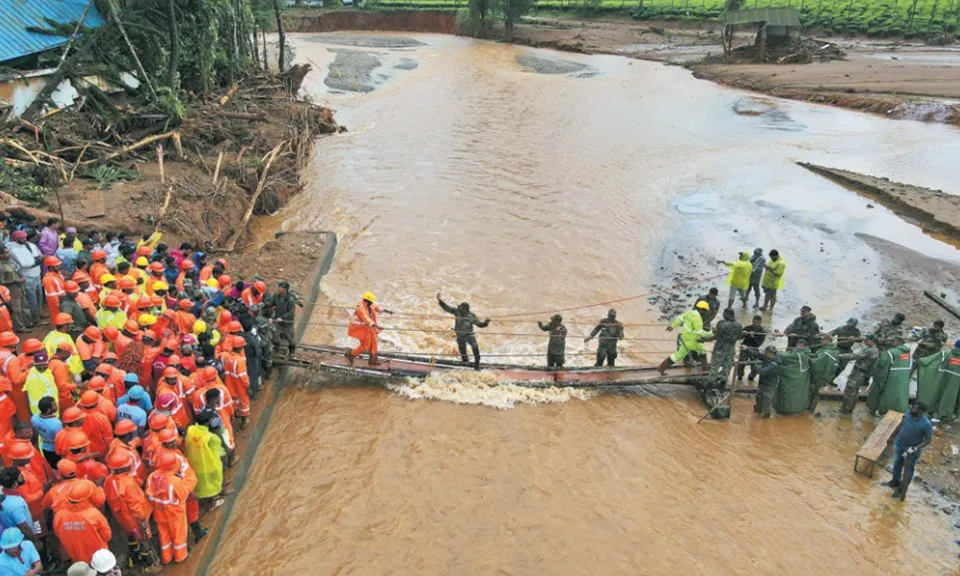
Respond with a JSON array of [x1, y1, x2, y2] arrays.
[[798, 162, 960, 246], [284, 9, 457, 34]]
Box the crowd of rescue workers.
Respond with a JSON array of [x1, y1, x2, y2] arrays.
[[0, 216, 300, 575]]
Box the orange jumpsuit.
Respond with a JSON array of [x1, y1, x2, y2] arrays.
[[106, 439, 147, 485], [86, 394, 116, 423], [155, 445, 200, 523], [73, 458, 108, 485], [54, 500, 112, 563], [75, 292, 98, 324], [48, 358, 76, 410], [0, 391, 15, 442], [197, 265, 214, 284], [42, 270, 65, 320], [191, 383, 235, 450], [95, 366, 127, 404], [1, 351, 30, 423], [76, 337, 106, 368], [172, 311, 196, 336], [105, 472, 152, 538], [0, 304, 11, 333], [240, 287, 263, 308], [43, 478, 106, 513], [155, 381, 192, 430], [222, 352, 250, 418], [89, 263, 108, 289], [146, 469, 192, 564], [348, 300, 382, 357], [79, 408, 113, 457], [54, 428, 90, 459], [16, 465, 46, 533]]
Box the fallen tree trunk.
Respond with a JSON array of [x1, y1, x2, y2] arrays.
[[80, 131, 177, 165], [224, 140, 286, 251]]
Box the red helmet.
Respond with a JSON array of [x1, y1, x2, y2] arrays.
[[57, 459, 77, 478], [228, 321, 243, 333], [0, 287, 9, 301], [83, 326, 102, 341], [181, 259, 195, 270], [43, 256, 61, 268], [117, 277, 136, 290], [22, 339, 42, 354], [179, 299, 194, 310], [87, 375, 107, 391], [137, 298, 153, 311], [163, 366, 179, 379], [232, 335, 246, 349], [218, 274, 232, 288], [0, 332, 19, 348], [148, 262, 165, 273], [63, 281, 80, 293], [253, 281, 267, 294], [68, 482, 93, 503], [202, 366, 218, 382], [91, 249, 107, 262], [219, 310, 232, 324], [114, 419, 137, 436], [79, 390, 100, 408], [54, 313, 73, 326], [123, 320, 139, 333], [8, 441, 33, 461], [107, 450, 134, 470], [104, 294, 122, 308], [167, 354, 181, 367], [158, 428, 178, 444], [148, 413, 170, 432], [103, 326, 119, 342], [156, 451, 180, 473], [136, 246, 153, 258], [150, 295, 163, 307]]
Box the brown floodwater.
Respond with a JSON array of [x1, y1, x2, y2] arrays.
[[208, 34, 960, 574]]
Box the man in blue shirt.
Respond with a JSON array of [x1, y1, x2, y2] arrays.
[[886, 401, 934, 501], [116, 385, 148, 432], [0, 526, 41, 575], [0, 469, 36, 552], [29, 397, 62, 468]]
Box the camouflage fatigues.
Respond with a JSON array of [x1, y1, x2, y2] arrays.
[[588, 318, 624, 367], [784, 314, 820, 348], [694, 295, 720, 329], [830, 324, 862, 376], [271, 290, 300, 355], [839, 344, 879, 413], [753, 357, 780, 417], [537, 319, 567, 368], [913, 327, 948, 362], [870, 320, 904, 352], [709, 319, 742, 388], [255, 315, 276, 371]]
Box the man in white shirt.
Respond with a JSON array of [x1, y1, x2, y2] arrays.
[[6, 230, 42, 325]]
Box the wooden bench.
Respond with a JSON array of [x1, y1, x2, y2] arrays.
[[854, 410, 903, 477]]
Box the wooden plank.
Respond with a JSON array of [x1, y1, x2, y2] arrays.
[[854, 410, 902, 477]]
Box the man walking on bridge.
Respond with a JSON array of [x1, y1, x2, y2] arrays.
[[345, 292, 393, 366], [437, 294, 490, 371], [537, 314, 567, 368], [585, 309, 625, 368], [658, 302, 712, 375]]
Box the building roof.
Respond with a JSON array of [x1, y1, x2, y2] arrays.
[[0, 0, 106, 64], [723, 7, 801, 27]]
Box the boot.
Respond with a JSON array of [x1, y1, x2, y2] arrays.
[[657, 357, 673, 375], [344, 350, 355, 364], [239, 416, 249, 430], [288, 344, 296, 357], [368, 354, 381, 366], [474, 357, 481, 371], [191, 521, 209, 543]]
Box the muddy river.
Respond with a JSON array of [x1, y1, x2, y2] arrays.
[[209, 34, 960, 574]]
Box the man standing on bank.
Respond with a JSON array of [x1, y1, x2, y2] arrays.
[[585, 309, 625, 368], [437, 294, 490, 371], [886, 401, 933, 501], [537, 314, 567, 369]]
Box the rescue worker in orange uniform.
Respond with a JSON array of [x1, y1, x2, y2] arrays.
[[73, 270, 99, 311], [8, 442, 47, 534], [42, 459, 105, 515], [0, 377, 15, 443], [191, 369, 234, 451], [48, 343, 77, 411], [75, 327, 105, 374], [117, 277, 139, 318], [345, 292, 392, 365], [105, 450, 155, 566], [222, 336, 251, 429], [156, 368, 192, 429], [63, 437, 108, 485], [41, 256, 65, 321], [154, 428, 207, 541], [76, 396, 113, 458], [113, 320, 140, 363], [53, 482, 112, 563], [173, 300, 196, 336], [145, 263, 165, 296], [89, 250, 109, 291], [0, 333, 29, 423], [175, 260, 195, 293], [92, 364, 125, 406], [106, 419, 146, 485], [54, 409, 89, 459], [153, 391, 190, 435], [83, 377, 117, 423], [240, 281, 267, 309], [142, 414, 176, 470], [146, 451, 194, 564], [63, 281, 96, 328], [0, 287, 13, 334], [216, 311, 233, 339]]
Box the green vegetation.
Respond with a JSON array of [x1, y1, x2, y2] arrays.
[[0, 164, 51, 206], [364, 0, 960, 37]]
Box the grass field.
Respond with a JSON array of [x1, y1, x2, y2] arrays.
[[361, 0, 960, 37]]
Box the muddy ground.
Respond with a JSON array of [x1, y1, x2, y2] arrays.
[[510, 16, 960, 125]]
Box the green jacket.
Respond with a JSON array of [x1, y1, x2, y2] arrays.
[[917, 347, 960, 420]]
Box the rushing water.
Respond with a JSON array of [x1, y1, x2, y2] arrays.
[[208, 34, 960, 574]]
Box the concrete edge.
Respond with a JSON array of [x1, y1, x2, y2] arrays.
[[196, 231, 338, 576]]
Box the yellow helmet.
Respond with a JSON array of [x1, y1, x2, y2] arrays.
[[138, 314, 157, 327], [135, 257, 149, 267], [99, 274, 117, 285], [205, 278, 219, 288], [695, 301, 710, 310], [152, 281, 169, 291], [193, 320, 207, 334], [362, 291, 376, 303]]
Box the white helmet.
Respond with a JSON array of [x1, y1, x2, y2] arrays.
[[90, 549, 117, 573]]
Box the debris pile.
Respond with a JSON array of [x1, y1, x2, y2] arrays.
[[705, 37, 845, 65]]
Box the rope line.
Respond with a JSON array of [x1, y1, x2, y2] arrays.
[[300, 321, 681, 342]]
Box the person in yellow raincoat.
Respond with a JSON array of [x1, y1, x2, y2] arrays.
[[657, 301, 713, 374], [43, 314, 84, 375], [760, 249, 786, 313], [720, 252, 752, 309], [184, 411, 224, 501], [345, 292, 393, 366], [24, 351, 59, 416]]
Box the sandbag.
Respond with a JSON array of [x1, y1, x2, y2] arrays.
[[775, 350, 810, 415], [915, 350, 949, 409], [866, 345, 912, 415], [811, 344, 839, 387], [933, 348, 960, 420]]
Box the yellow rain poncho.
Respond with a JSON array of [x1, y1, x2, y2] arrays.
[[185, 423, 223, 499], [724, 253, 753, 291]]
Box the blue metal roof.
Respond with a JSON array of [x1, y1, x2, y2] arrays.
[[0, 0, 106, 64]]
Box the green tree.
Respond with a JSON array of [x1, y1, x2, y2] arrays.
[[499, 0, 535, 39]]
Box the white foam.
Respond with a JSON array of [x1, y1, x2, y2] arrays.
[[387, 370, 597, 410]]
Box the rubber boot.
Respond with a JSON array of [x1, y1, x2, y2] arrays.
[[369, 354, 380, 366], [474, 357, 481, 371], [344, 350, 354, 364], [191, 521, 209, 543], [657, 357, 673, 375]]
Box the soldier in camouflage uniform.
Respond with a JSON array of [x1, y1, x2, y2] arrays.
[[839, 336, 879, 414], [272, 281, 300, 356], [910, 320, 948, 376], [708, 308, 742, 389], [537, 314, 567, 368], [255, 310, 276, 372], [782, 306, 820, 349], [871, 313, 906, 352], [585, 309, 625, 368], [830, 318, 861, 379], [754, 346, 780, 418]]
